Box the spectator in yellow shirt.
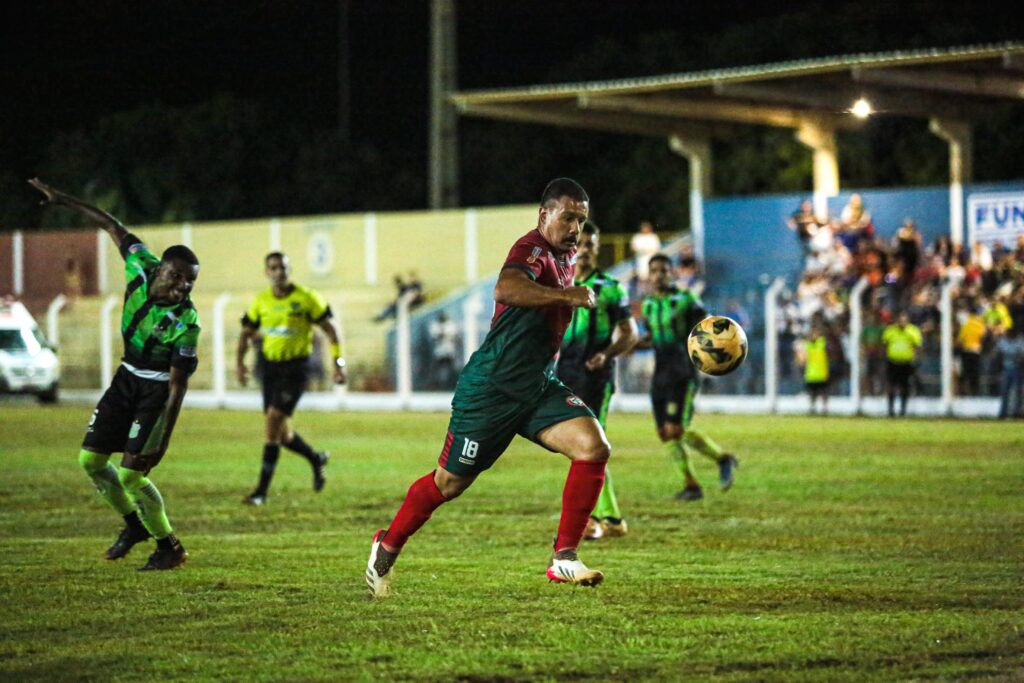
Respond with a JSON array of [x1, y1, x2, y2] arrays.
[[882, 312, 923, 417], [799, 319, 831, 415], [956, 302, 987, 396]]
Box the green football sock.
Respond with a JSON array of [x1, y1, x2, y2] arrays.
[[117, 467, 173, 539], [666, 439, 693, 480], [591, 467, 622, 520], [78, 450, 135, 515], [684, 428, 723, 462]]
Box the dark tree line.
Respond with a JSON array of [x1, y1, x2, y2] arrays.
[[8, 1, 1023, 232]]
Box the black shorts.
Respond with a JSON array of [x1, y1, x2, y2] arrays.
[[806, 380, 831, 396], [82, 365, 171, 455], [886, 361, 915, 387], [651, 375, 699, 428], [262, 358, 309, 416], [556, 362, 614, 427]]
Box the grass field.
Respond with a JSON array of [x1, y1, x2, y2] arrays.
[[1, 405, 1022, 682]]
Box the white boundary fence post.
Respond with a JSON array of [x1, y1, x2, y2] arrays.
[[212, 292, 231, 407], [396, 291, 416, 408], [46, 294, 67, 348], [269, 219, 282, 251], [462, 290, 482, 365], [364, 212, 378, 285], [764, 277, 786, 413], [849, 277, 869, 414], [97, 230, 108, 294], [333, 300, 348, 404], [99, 295, 118, 387], [464, 208, 478, 282], [12, 230, 24, 295], [940, 280, 954, 416]]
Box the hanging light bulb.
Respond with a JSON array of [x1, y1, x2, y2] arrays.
[[850, 97, 873, 119]]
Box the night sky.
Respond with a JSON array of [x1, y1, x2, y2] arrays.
[[2, 1, 1017, 211], [3, 1, 792, 155]]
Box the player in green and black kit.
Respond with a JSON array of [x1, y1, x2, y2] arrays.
[[366, 178, 611, 597], [641, 254, 737, 501], [30, 179, 200, 570], [556, 223, 638, 540]]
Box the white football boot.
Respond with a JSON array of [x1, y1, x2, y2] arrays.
[[365, 529, 394, 598], [546, 549, 604, 587]]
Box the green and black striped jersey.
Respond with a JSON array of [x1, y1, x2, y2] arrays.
[[118, 234, 201, 378], [560, 269, 630, 365], [641, 286, 706, 381]]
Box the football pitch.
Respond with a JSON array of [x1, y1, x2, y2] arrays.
[[1, 405, 1021, 682]]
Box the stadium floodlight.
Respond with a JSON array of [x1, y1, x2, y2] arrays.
[[850, 97, 874, 118]]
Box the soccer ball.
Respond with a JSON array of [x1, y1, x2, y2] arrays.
[[687, 316, 748, 376]]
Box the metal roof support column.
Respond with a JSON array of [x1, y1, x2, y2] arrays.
[[929, 118, 973, 248], [668, 135, 712, 264], [429, 0, 459, 209], [796, 118, 839, 218]]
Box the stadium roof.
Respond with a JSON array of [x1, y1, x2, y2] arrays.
[[450, 42, 1024, 138]]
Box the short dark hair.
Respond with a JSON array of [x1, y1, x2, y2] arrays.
[[648, 253, 673, 269], [581, 223, 599, 236], [162, 245, 199, 267], [265, 251, 287, 264], [540, 177, 589, 208]]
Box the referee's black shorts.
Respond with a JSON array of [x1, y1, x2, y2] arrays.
[[886, 360, 915, 389], [262, 358, 310, 416]]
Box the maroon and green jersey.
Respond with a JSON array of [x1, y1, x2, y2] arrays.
[[459, 229, 576, 402]]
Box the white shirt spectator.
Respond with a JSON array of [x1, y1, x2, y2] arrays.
[[630, 222, 662, 280], [428, 315, 459, 361], [972, 242, 993, 271]]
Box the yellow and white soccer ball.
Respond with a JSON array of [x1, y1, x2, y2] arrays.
[[687, 316, 749, 376]]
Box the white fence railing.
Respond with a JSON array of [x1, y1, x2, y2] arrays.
[[49, 280, 1005, 418]]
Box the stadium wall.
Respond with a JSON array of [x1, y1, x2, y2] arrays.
[[704, 180, 1024, 287], [5, 205, 538, 391]]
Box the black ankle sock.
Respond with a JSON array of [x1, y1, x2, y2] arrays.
[[123, 511, 146, 532], [157, 534, 179, 551], [257, 444, 281, 493], [283, 432, 318, 463]]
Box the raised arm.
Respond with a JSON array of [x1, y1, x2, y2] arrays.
[[28, 178, 130, 249], [494, 267, 595, 309]]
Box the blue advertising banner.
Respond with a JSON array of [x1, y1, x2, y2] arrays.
[[968, 192, 1024, 247]]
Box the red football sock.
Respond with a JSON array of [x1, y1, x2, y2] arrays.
[[383, 471, 448, 552], [554, 460, 607, 552]]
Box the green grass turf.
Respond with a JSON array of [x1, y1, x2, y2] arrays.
[[0, 406, 1022, 682]]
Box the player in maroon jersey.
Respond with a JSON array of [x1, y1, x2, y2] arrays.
[[366, 178, 611, 596]]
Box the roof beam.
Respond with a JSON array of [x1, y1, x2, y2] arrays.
[[1003, 52, 1024, 72], [714, 82, 991, 121], [455, 101, 714, 139], [583, 93, 809, 128], [852, 67, 1024, 99]]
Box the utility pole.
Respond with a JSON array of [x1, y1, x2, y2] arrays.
[[337, 0, 351, 146], [429, 0, 459, 208]]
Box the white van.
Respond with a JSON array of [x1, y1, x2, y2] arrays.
[[0, 301, 59, 403]]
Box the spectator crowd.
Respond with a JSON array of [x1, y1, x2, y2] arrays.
[[783, 194, 1024, 417]]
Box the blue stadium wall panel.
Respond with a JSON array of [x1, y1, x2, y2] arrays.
[[704, 180, 1024, 287]]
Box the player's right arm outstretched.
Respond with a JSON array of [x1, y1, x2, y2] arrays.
[[28, 178, 130, 249], [494, 267, 595, 309]]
